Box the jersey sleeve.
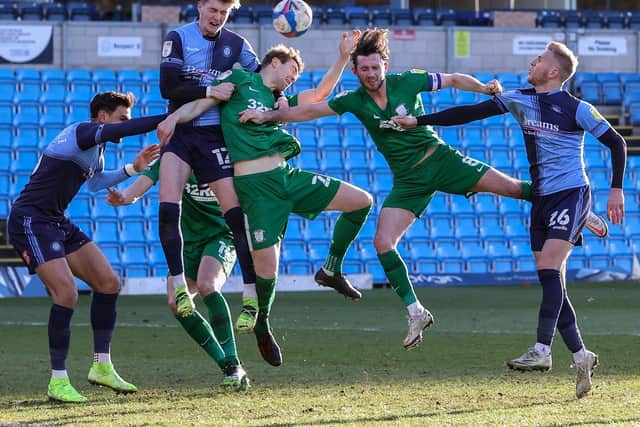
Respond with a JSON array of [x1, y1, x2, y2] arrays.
[[327, 90, 356, 115], [576, 101, 612, 138], [286, 94, 298, 107], [159, 30, 207, 102], [492, 91, 517, 113], [141, 158, 160, 185], [238, 39, 260, 72], [401, 69, 439, 93]]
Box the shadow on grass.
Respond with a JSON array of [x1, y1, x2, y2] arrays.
[[264, 398, 578, 426]]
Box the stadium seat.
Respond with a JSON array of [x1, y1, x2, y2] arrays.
[[0, 2, 18, 20], [10, 172, 31, 198], [319, 148, 344, 172], [0, 172, 11, 197], [391, 8, 413, 26], [345, 6, 368, 26], [325, 7, 345, 25], [43, 2, 67, 21], [93, 196, 119, 219], [538, 10, 561, 28], [405, 218, 429, 241], [19, 2, 42, 20], [414, 8, 436, 26], [121, 218, 147, 244], [580, 82, 601, 104], [253, 4, 272, 25], [429, 216, 455, 240], [12, 149, 39, 173], [94, 219, 120, 244], [68, 2, 93, 21]]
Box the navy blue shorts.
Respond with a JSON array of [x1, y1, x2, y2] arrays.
[[7, 210, 91, 274], [161, 124, 234, 184], [530, 186, 591, 252]]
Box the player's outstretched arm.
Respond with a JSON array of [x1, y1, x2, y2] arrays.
[[239, 101, 336, 125], [392, 99, 504, 128], [297, 30, 361, 105], [87, 144, 160, 192], [107, 175, 155, 207], [156, 95, 226, 146], [440, 73, 503, 95]]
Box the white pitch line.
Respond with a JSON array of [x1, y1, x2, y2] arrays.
[[1, 321, 639, 336]]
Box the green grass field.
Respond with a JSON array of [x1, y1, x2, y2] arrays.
[[1, 282, 639, 426]]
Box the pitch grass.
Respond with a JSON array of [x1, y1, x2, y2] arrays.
[[0, 282, 638, 426]]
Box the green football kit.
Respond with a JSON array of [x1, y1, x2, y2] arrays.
[[142, 160, 236, 278], [213, 68, 341, 250], [328, 70, 490, 216]]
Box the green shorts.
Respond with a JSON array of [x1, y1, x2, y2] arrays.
[[183, 232, 236, 281], [234, 163, 341, 250], [382, 143, 491, 217]]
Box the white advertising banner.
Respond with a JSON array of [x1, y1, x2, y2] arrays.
[[0, 25, 53, 63], [578, 36, 627, 56], [121, 274, 374, 295], [512, 35, 553, 55], [97, 36, 143, 57]]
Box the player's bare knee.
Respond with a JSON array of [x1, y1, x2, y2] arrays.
[[97, 272, 120, 294], [52, 287, 79, 308], [373, 234, 395, 254]]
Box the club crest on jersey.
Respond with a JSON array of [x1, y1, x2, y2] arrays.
[[223, 46, 232, 57], [51, 242, 62, 252], [253, 229, 265, 243], [395, 104, 408, 116], [162, 41, 172, 57], [551, 104, 562, 113], [409, 68, 426, 74]]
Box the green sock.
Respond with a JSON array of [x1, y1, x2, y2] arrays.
[[323, 205, 371, 274], [203, 292, 239, 366], [174, 311, 226, 369], [520, 180, 533, 201], [378, 249, 418, 306], [254, 275, 276, 335]]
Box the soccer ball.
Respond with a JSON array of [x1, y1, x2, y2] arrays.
[[272, 0, 313, 38]]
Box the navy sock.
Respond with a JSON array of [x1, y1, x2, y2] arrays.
[[48, 304, 74, 370], [159, 202, 184, 276], [556, 295, 584, 353], [91, 292, 118, 354], [224, 206, 256, 285], [536, 269, 564, 346]]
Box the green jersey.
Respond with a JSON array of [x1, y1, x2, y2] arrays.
[[212, 68, 300, 163], [328, 70, 444, 178], [142, 160, 230, 243]]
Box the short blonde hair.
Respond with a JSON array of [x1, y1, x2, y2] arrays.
[[546, 41, 578, 83], [262, 44, 304, 74]]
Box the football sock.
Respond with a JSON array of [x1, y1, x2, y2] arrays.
[[242, 282, 257, 300], [534, 342, 551, 356], [323, 205, 371, 274], [519, 180, 533, 202], [203, 292, 240, 366], [536, 269, 564, 346], [407, 302, 425, 317], [254, 275, 276, 335], [556, 295, 584, 353], [159, 202, 184, 276], [573, 347, 587, 363], [378, 249, 418, 306], [224, 207, 257, 285], [94, 353, 111, 363], [175, 311, 226, 369], [49, 304, 74, 371], [91, 292, 117, 355], [51, 369, 68, 379]]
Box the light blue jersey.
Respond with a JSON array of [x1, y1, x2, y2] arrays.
[[495, 88, 612, 196], [161, 24, 260, 127]]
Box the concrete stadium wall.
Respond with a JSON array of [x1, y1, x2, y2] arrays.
[[3, 21, 639, 74]]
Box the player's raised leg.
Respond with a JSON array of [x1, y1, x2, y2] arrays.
[[470, 166, 608, 237], [67, 242, 137, 394], [316, 181, 373, 299], [159, 152, 194, 317], [374, 207, 433, 350]]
